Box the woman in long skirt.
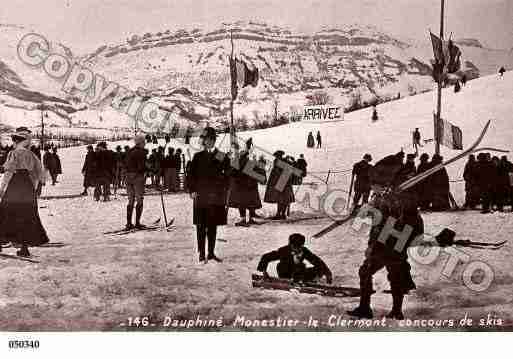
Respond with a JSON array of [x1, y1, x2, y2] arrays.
[[0, 127, 49, 257]]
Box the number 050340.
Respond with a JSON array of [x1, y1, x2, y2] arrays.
[[8, 340, 40, 349]]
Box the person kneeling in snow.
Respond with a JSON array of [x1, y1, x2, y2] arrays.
[[257, 233, 333, 284]]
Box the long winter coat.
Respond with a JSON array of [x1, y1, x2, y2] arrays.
[[82, 150, 96, 187], [352, 160, 372, 192], [264, 158, 295, 205], [187, 149, 230, 226], [227, 151, 263, 209]]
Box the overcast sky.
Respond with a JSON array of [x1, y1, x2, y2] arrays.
[[1, 0, 512, 53]]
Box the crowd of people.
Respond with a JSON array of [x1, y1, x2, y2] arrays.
[[81, 141, 188, 201], [351, 150, 513, 213]]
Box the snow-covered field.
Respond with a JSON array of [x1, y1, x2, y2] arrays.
[[0, 72, 512, 331]]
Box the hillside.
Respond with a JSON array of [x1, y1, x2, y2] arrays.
[[1, 21, 513, 133], [0, 72, 511, 331]]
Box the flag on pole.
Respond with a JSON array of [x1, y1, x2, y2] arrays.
[[429, 32, 462, 81], [435, 114, 463, 150], [230, 57, 259, 100]]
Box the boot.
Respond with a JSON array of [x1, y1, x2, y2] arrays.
[[197, 227, 206, 263], [347, 293, 373, 319], [135, 203, 145, 228], [207, 226, 222, 262], [386, 293, 405, 320], [17, 245, 31, 257], [235, 218, 249, 227], [126, 205, 134, 230]]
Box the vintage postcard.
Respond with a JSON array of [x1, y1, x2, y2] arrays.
[[0, 0, 512, 344]]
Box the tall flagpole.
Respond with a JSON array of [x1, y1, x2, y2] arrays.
[[230, 30, 235, 150], [435, 0, 445, 156]]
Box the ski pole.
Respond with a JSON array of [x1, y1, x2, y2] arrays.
[[346, 173, 354, 211]]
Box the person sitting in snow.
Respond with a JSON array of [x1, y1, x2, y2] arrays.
[[257, 233, 333, 284]]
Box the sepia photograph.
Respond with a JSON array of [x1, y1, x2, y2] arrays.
[[0, 1, 512, 350]]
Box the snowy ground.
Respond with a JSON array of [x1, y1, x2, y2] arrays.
[[0, 73, 512, 331]]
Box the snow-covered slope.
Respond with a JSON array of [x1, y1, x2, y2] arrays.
[[1, 71, 512, 331]]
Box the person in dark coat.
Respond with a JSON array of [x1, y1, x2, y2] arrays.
[[352, 153, 373, 208], [347, 191, 423, 320], [257, 233, 332, 283], [370, 151, 404, 189], [416, 153, 432, 210], [296, 154, 307, 185], [0, 127, 49, 257], [175, 148, 183, 191], [412, 128, 421, 153], [306, 132, 315, 148], [125, 135, 147, 229], [429, 154, 450, 211], [187, 127, 230, 263], [499, 156, 513, 210], [93, 142, 114, 202], [496, 156, 511, 212], [81, 145, 95, 195], [491, 156, 502, 211], [50, 147, 62, 185], [162, 147, 175, 192], [499, 66, 506, 77], [316, 131, 322, 148], [264, 150, 296, 220], [227, 140, 263, 226], [463, 154, 479, 209]]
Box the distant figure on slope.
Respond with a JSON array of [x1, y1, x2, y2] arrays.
[[0, 127, 49, 257], [352, 154, 373, 208], [461, 74, 467, 86], [316, 131, 322, 148], [307, 132, 315, 148], [499, 66, 506, 78], [454, 81, 461, 93], [416, 153, 432, 210], [257, 233, 333, 284], [412, 128, 422, 153], [371, 105, 378, 122]]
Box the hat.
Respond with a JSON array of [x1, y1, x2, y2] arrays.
[[11, 126, 32, 141], [200, 127, 217, 140], [420, 153, 429, 161], [289, 233, 305, 248], [363, 153, 372, 161]]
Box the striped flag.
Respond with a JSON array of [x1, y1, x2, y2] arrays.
[[435, 115, 463, 150], [230, 57, 259, 100]]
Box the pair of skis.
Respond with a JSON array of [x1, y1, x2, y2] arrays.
[[251, 274, 360, 297], [103, 217, 175, 236], [313, 120, 507, 238]]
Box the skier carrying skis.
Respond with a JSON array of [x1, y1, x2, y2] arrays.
[[347, 190, 423, 320], [257, 233, 333, 284]]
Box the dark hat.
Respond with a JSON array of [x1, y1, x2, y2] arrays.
[[273, 150, 285, 158], [11, 126, 32, 141], [289, 233, 305, 248], [363, 153, 372, 161], [420, 153, 429, 161], [435, 228, 456, 247], [200, 127, 217, 140]]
